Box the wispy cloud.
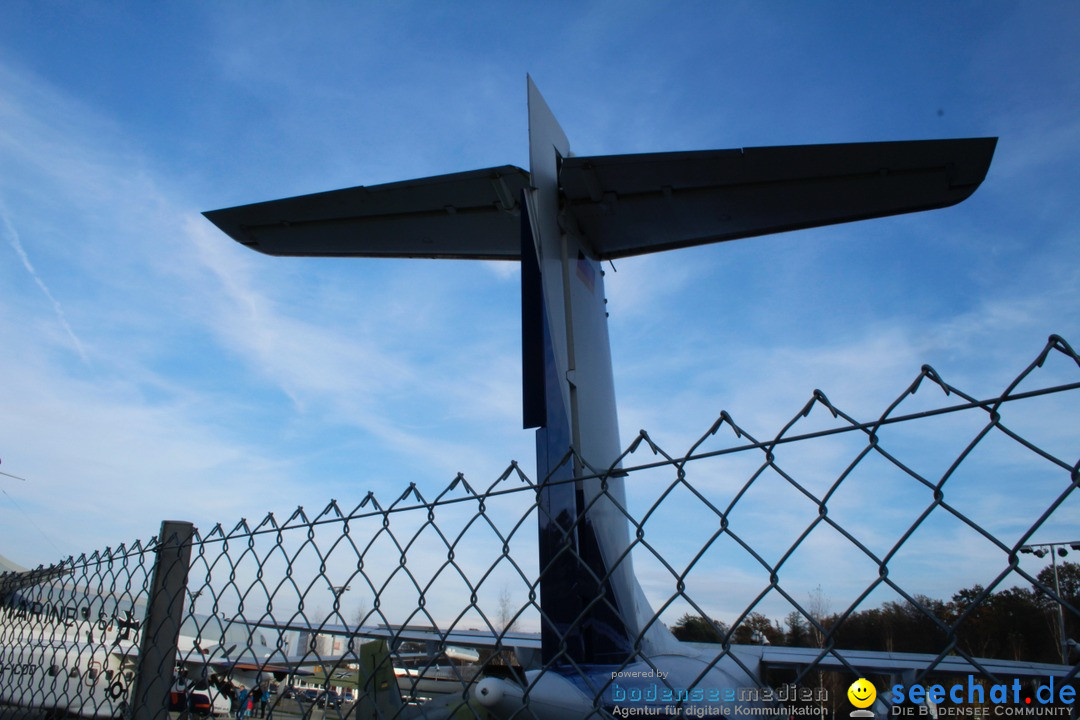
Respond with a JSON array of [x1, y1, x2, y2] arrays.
[[1, 207, 88, 364]]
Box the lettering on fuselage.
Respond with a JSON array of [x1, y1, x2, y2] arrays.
[[0, 592, 141, 642], [2, 596, 88, 626], [0, 663, 36, 677]]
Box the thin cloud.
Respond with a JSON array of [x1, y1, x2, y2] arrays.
[[0, 207, 88, 364]]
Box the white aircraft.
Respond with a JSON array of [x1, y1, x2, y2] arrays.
[[0, 564, 145, 717], [0, 565, 309, 718], [201, 78, 1078, 719]]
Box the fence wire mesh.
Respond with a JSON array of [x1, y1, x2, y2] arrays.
[[1, 335, 1078, 719]]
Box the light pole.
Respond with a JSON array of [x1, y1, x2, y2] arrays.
[[327, 585, 352, 685], [1020, 541, 1080, 662]]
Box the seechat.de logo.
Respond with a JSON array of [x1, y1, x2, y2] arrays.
[[849, 678, 877, 718]]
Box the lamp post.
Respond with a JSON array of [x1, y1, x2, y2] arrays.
[[1020, 541, 1080, 662], [327, 585, 352, 682]]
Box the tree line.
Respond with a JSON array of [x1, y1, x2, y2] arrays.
[[671, 562, 1080, 664]]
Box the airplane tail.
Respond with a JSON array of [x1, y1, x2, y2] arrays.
[[523, 78, 677, 667], [520, 77, 995, 669], [351, 639, 402, 719], [203, 75, 995, 673]]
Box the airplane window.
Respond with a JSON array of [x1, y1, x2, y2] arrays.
[[69, 667, 80, 679], [105, 669, 114, 681], [48, 665, 60, 677], [87, 667, 99, 681]]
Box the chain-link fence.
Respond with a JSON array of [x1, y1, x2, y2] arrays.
[[2, 335, 1078, 719]]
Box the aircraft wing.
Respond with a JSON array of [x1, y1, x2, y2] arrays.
[[0, 564, 72, 595], [560, 138, 998, 259], [203, 165, 530, 260], [240, 618, 1078, 682], [730, 644, 1076, 681], [343, 624, 540, 651], [174, 644, 320, 677], [236, 618, 542, 670], [217, 660, 315, 677], [240, 618, 540, 650], [204, 138, 995, 262]]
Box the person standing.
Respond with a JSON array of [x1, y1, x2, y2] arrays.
[[236, 687, 249, 720], [258, 683, 269, 718]]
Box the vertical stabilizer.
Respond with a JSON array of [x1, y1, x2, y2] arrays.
[[525, 78, 674, 667]]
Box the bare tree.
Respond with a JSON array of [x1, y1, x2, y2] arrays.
[[806, 584, 830, 648], [353, 599, 370, 631], [497, 584, 518, 633], [806, 586, 832, 717]]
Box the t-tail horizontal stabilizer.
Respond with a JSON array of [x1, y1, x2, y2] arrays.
[[204, 145, 995, 264]]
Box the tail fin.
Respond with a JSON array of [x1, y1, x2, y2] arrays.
[[521, 78, 994, 669], [352, 639, 402, 719], [524, 78, 675, 667]]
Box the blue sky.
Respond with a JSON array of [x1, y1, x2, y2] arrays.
[[0, 2, 1078, 625]]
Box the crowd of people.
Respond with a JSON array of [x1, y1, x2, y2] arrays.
[[229, 681, 271, 719]]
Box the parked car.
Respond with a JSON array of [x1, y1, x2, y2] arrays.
[[317, 690, 343, 708], [296, 688, 320, 703]]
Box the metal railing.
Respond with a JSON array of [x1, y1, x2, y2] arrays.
[[1, 335, 1078, 719]]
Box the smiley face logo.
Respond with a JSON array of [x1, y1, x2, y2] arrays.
[[848, 678, 876, 709]]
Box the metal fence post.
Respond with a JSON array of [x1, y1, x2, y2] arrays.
[[128, 520, 194, 720]]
